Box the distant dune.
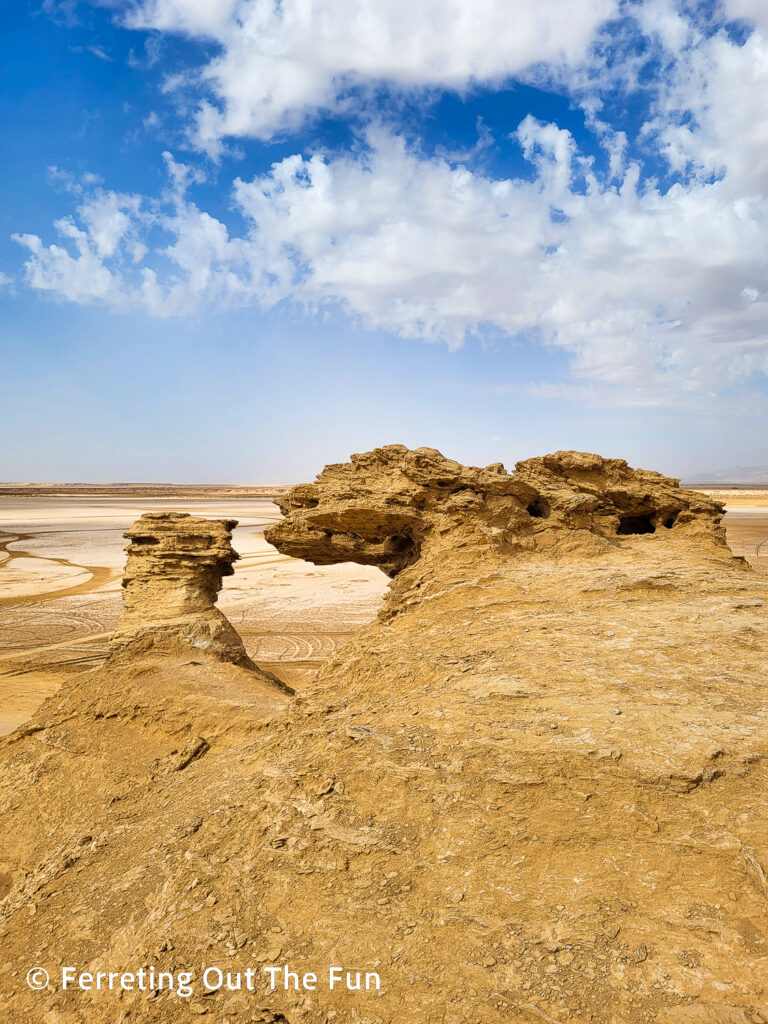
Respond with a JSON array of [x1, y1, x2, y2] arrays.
[[685, 468, 768, 485]]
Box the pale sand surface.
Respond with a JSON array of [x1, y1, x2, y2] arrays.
[[697, 489, 768, 564], [1, 492, 766, 737], [0, 497, 388, 736], [696, 488, 768, 506]]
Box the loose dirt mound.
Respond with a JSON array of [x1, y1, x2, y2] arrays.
[[1, 449, 767, 1024]]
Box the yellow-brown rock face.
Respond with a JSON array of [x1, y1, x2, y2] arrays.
[[108, 511, 255, 669], [266, 445, 728, 582], [1, 450, 767, 1024]]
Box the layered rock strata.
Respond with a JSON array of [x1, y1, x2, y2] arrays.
[[108, 511, 255, 669], [266, 445, 731, 609]]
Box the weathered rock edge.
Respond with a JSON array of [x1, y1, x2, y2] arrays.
[[266, 444, 732, 587], [107, 511, 290, 695], [1, 449, 766, 1024]]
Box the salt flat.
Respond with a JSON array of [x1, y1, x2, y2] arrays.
[[0, 497, 388, 735], [1, 490, 766, 737], [702, 489, 768, 567]]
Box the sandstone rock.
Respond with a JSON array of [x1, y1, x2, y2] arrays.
[[107, 512, 255, 668], [266, 445, 727, 584], [659, 1007, 757, 1024], [1, 449, 767, 1024]]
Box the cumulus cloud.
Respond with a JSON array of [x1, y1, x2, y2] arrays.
[[13, 180, 264, 315], [725, 0, 768, 35], [16, 106, 768, 403], [127, 0, 618, 151], [620, 12, 767, 201], [15, 0, 768, 406]]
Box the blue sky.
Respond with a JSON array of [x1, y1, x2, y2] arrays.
[[2, 0, 768, 482]]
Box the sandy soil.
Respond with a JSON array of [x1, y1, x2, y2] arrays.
[[0, 497, 388, 736], [698, 488, 768, 564], [1, 490, 766, 739], [695, 487, 768, 506]]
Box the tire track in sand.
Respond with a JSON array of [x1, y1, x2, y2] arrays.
[[0, 532, 120, 610], [0, 631, 113, 663]]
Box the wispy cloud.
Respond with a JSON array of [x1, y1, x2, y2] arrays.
[[70, 43, 113, 61]]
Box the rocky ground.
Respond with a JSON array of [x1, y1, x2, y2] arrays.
[[0, 448, 767, 1024]]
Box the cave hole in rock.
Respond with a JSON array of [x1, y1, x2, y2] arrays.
[[617, 514, 656, 535], [527, 499, 550, 520], [662, 513, 678, 529]]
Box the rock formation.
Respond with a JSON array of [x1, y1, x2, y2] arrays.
[[267, 445, 731, 611], [268, 445, 727, 571], [108, 511, 255, 669], [1, 449, 767, 1024]]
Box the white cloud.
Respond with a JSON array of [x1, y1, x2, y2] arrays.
[[46, 166, 104, 195], [16, 105, 768, 404], [14, 226, 121, 305], [79, 192, 141, 258], [641, 24, 768, 194], [131, 0, 240, 36], [725, 0, 768, 36], [15, 0, 768, 406], [13, 170, 276, 316], [127, 0, 618, 151], [633, 0, 693, 51], [14, 188, 145, 307]]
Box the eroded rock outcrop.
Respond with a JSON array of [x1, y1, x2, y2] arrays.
[[266, 445, 732, 609], [1, 450, 767, 1024], [108, 511, 255, 668]]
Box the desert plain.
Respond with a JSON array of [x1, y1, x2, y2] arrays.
[[2, 484, 766, 739], [0, 491, 388, 736]]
